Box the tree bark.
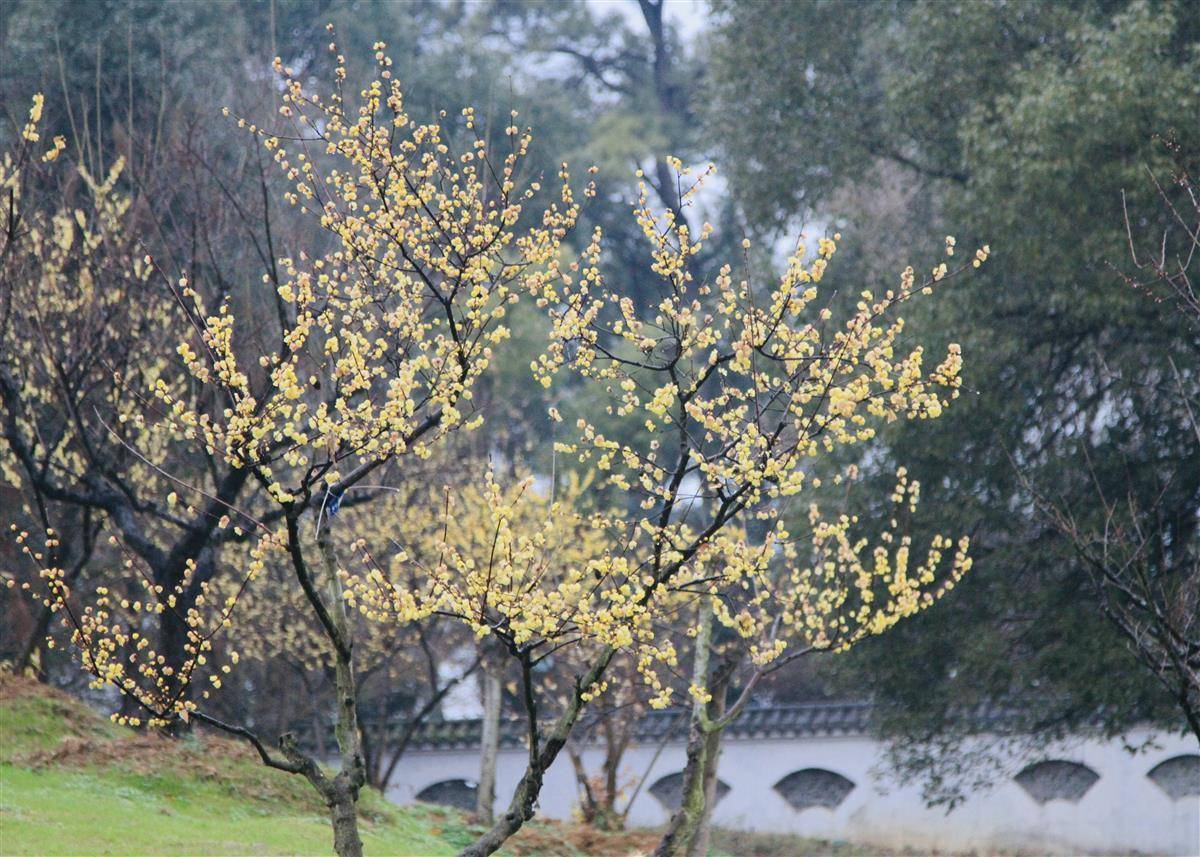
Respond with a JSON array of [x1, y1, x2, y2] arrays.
[[597, 715, 628, 830], [689, 669, 730, 857], [475, 649, 503, 824], [655, 595, 731, 857], [458, 646, 616, 857], [277, 510, 366, 857], [323, 523, 365, 857], [653, 717, 709, 857], [330, 780, 362, 857], [654, 596, 712, 857], [14, 601, 54, 676]]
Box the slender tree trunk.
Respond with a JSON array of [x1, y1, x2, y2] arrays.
[[655, 596, 716, 857], [568, 745, 600, 824], [689, 668, 731, 857], [598, 718, 626, 830], [278, 512, 366, 857], [324, 527, 365, 857], [475, 650, 502, 824], [458, 646, 616, 857], [376, 653, 483, 792], [654, 719, 709, 857]]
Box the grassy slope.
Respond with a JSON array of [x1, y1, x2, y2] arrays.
[[0, 675, 670, 857], [0, 675, 882, 857], [0, 675, 473, 856]]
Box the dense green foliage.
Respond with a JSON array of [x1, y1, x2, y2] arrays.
[[706, 0, 1200, 803]]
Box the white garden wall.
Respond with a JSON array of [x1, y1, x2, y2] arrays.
[[386, 729, 1199, 855]]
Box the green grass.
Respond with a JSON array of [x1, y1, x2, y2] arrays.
[[0, 674, 501, 856], [0, 674, 906, 857], [1, 764, 463, 856]]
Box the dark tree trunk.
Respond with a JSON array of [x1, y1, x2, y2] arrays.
[[329, 780, 363, 857], [14, 602, 55, 676], [457, 646, 616, 857]]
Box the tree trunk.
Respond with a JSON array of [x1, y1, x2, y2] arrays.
[[14, 601, 54, 676], [276, 512, 366, 857], [325, 525, 365, 857], [568, 745, 600, 824], [458, 646, 616, 857], [597, 717, 626, 830], [475, 653, 502, 824], [653, 719, 709, 857], [655, 596, 720, 857], [18, 511, 98, 677], [689, 668, 731, 857], [329, 781, 363, 857], [657, 595, 710, 854]]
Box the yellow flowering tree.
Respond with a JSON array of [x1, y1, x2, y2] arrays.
[[343, 468, 636, 815], [7, 53, 987, 857], [206, 498, 481, 793], [0, 95, 198, 679], [651, 465, 971, 856], [10, 35, 584, 856], [454, 162, 988, 856], [0, 88, 307, 691]]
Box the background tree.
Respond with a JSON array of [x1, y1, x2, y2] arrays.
[[0, 0, 304, 694], [1027, 147, 1200, 739], [0, 91, 265, 698], [705, 0, 1200, 804]]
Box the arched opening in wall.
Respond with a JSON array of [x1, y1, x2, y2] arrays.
[[648, 771, 731, 811], [1147, 754, 1200, 800], [1013, 760, 1099, 804], [415, 778, 478, 811], [772, 768, 856, 811]]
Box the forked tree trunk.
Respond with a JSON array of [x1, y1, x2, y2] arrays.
[[458, 646, 616, 857]]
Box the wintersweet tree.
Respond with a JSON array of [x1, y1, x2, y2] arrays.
[[650, 466, 970, 856], [342, 468, 643, 815], [450, 164, 988, 856], [0, 83, 331, 693], [561, 651, 657, 831], [12, 37, 585, 856], [209, 505, 479, 792], [0, 95, 187, 677]]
